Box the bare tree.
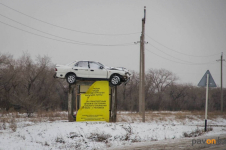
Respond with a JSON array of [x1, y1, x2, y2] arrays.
[[117, 71, 139, 111], [0, 53, 18, 110], [147, 69, 178, 93], [8, 54, 63, 116], [144, 69, 178, 110], [1, 52, 225, 113]]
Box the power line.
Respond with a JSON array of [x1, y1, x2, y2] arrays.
[[147, 44, 196, 64], [0, 21, 134, 46], [146, 48, 217, 65], [145, 34, 220, 57], [147, 44, 218, 64], [146, 48, 191, 64], [0, 2, 139, 36], [0, 14, 134, 46], [0, 14, 86, 44]]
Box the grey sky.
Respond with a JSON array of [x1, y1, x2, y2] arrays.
[[0, 0, 225, 87]]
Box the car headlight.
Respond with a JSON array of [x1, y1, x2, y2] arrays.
[[125, 72, 130, 75]]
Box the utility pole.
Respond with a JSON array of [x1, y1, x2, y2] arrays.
[[139, 35, 142, 114], [135, 6, 147, 122], [217, 52, 225, 112], [141, 6, 146, 122]]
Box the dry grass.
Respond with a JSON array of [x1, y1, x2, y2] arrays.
[[117, 111, 226, 123], [117, 111, 180, 122], [0, 110, 225, 128], [87, 132, 112, 142], [0, 110, 68, 130], [36, 111, 68, 122], [183, 127, 213, 137], [183, 127, 204, 137], [9, 118, 17, 132]]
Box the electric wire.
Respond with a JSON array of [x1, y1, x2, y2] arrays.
[[0, 21, 134, 46], [145, 34, 220, 57], [0, 14, 86, 44], [0, 2, 140, 36], [0, 2, 223, 62], [146, 48, 217, 65], [147, 44, 197, 64], [0, 14, 134, 46]]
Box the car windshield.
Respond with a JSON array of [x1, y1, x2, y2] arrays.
[[97, 62, 102, 66], [66, 61, 77, 66], [97, 62, 109, 69]]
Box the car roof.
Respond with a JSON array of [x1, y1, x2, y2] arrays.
[[77, 60, 100, 63]]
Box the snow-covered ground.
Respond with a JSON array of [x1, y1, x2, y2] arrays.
[[0, 111, 225, 150]]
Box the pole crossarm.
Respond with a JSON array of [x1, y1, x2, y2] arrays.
[[216, 59, 225, 61], [134, 41, 148, 44]]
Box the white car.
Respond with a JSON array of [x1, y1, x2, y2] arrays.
[[54, 61, 131, 86]]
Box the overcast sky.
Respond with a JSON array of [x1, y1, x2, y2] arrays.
[[0, 0, 226, 87]]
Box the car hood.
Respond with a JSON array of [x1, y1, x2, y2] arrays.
[[107, 67, 131, 75], [108, 67, 125, 71]]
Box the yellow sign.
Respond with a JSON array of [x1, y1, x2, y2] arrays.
[[76, 81, 110, 122]]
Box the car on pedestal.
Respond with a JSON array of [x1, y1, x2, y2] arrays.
[[54, 61, 131, 86]]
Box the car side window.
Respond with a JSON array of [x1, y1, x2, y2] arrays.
[[89, 62, 101, 69], [77, 61, 88, 68], [74, 62, 79, 67]]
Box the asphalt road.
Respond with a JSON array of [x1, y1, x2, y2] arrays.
[[108, 134, 226, 150]]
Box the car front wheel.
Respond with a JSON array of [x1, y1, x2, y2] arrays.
[[66, 74, 76, 84], [110, 75, 121, 86]]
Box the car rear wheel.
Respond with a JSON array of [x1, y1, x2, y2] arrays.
[[66, 74, 76, 84], [110, 75, 121, 86]]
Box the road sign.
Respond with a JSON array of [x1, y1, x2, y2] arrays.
[[197, 70, 217, 132], [198, 70, 217, 87]]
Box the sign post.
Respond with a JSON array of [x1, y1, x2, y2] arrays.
[[204, 74, 209, 132], [198, 70, 216, 132]]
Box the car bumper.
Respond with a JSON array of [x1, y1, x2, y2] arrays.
[[124, 77, 130, 85]]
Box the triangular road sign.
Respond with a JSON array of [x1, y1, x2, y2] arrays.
[[198, 70, 217, 87]]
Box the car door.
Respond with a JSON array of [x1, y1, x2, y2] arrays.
[[88, 61, 107, 78], [72, 61, 89, 78]]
